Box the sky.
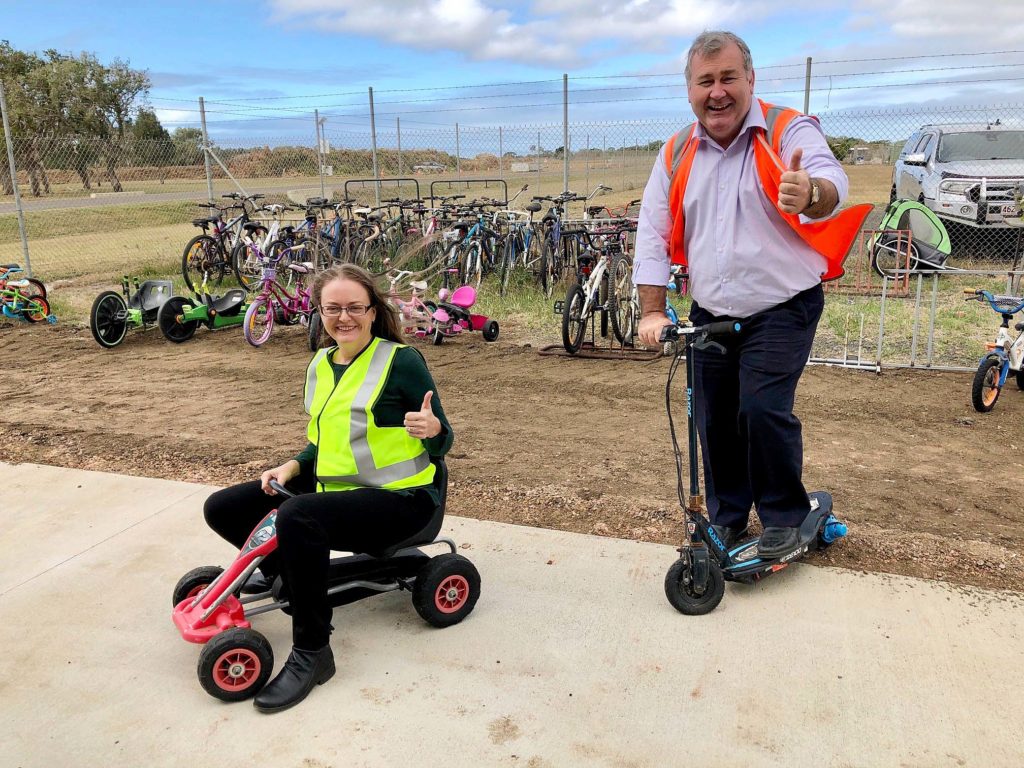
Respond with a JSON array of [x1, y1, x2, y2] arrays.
[[4, 0, 1024, 147]]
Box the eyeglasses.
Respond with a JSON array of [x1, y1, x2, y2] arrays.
[[318, 303, 373, 318]]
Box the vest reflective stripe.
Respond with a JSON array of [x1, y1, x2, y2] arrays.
[[304, 339, 434, 492], [665, 99, 873, 281]]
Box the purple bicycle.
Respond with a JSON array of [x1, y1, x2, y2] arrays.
[[242, 250, 315, 347]]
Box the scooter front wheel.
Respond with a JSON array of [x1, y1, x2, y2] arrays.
[[664, 556, 725, 615]]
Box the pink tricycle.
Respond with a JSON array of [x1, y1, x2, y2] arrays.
[[431, 284, 499, 345]]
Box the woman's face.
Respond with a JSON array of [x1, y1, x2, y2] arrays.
[[317, 278, 376, 348]]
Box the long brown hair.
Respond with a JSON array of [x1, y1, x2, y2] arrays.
[[310, 264, 401, 347]]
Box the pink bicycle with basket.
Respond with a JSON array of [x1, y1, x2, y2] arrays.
[[243, 248, 315, 347]]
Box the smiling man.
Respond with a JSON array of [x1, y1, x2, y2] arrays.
[[633, 30, 870, 559]]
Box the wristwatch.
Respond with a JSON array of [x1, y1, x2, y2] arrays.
[[808, 180, 821, 209]]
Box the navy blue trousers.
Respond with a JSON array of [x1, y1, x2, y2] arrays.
[[689, 284, 823, 530]]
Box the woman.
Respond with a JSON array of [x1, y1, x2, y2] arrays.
[[203, 263, 453, 713]]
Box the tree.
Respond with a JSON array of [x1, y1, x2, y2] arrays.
[[172, 127, 204, 166], [131, 108, 172, 167], [827, 135, 857, 163]]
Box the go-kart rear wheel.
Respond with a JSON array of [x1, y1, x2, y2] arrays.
[[90, 291, 129, 348], [172, 565, 225, 607], [664, 556, 725, 615], [412, 553, 481, 628], [158, 296, 200, 343], [197, 627, 274, 702], [481, 319, 499, 342]]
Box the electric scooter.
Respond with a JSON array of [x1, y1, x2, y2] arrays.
[[659, 320, 847, 615]]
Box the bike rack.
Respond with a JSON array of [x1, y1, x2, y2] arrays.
[[343, 177, 422, 206], [429, 179, 508, 207]]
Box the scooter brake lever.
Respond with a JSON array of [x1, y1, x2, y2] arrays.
[[692, 336, 726, 355]]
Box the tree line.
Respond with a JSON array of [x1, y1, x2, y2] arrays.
[[0, 40, 199, 196]]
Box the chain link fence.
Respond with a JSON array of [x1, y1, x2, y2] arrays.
[[2, 99, 1023, 368]]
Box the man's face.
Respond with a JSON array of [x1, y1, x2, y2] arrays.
[[686, 42, 755, 148]]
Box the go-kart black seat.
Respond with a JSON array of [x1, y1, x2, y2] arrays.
[[207, 288, 247, 316], [129, 280, 174, 313], [364, 459, 448, 560]]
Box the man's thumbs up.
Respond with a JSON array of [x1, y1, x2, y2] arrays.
[[778, 147, 812, 215], [404, 390, 441, 439]]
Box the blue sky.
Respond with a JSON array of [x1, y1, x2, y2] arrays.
[[5, 0, 1024, 144]]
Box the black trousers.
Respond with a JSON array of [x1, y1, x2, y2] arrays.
[[689, 284, 824, 530], [204, 478, 434, 649]]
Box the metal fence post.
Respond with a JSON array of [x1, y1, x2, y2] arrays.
[[0, 81, 31, 277], [199, 97, 214, 202], [397, 117, 402, 177], [804, 57, 812, 114], [563, 74, 569, 193], [498, 127, 503, 180], [585, 133, 590, 197], [455, 122, 461, 178], [315, 108, 326, 198], [537, 130, 541, 191], [368, 87, 380, 205]]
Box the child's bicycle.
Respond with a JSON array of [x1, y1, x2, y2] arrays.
[[964, 288, 1024, 412], [89, 276, 173, 348], [386, 269, 438, 340], [242, 249, 315, 347], [0, 264, 53, 324]]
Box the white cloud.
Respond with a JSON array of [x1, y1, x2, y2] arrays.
[[267, 0, 744, 66]]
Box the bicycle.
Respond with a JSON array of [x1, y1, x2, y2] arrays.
[[384, 269, 438, 341], [242, 251, 315, 347], [182, 193, 263, 293], [0, 265, 54, 324], [964, 288, 1024, 412], [555, 229, 631, 354]]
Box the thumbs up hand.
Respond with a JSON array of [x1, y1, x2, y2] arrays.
[[778, 148, 813, 215], [404, 390, 441, 440]]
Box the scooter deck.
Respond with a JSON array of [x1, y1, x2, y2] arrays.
[[721, 491, 834, 584]]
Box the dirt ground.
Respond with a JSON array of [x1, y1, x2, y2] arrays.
[[2, 315, 1022, 593]]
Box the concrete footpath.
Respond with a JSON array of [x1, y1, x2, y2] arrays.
[[1, 462, 1022, 768]]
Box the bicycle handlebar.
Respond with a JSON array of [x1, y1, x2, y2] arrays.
[[659, 320, 742, 343]]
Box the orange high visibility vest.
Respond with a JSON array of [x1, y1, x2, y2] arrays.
[[663, 99, 872, 281]]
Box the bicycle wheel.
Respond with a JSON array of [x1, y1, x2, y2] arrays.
[[182, 235, 226, 294], [243, 297, 274, 347], [540, 240, 560, 298], [232, 241, 262, 291], [464, 243, 483, 289], [24, 295, 50, 323], [561, 283, 587, 354], [90, 290, 129, 348], [20, 278, 46, 300], [971, 356, 1003, 412], [499, 236, 517, 297], [609, 255, 635, 344]]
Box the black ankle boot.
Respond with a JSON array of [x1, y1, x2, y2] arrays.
[[253, 645, 335, 713]]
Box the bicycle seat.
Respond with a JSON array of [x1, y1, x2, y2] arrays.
[[242, 222, 266, 234], [410, 280, 428, 292], [287, 262, 314, 274], [209, 289, 246, 316], [191, 217, 219, 227], [525, 202, 542, 213]]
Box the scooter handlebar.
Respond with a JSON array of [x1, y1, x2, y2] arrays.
[[659, 320, 742, 342]]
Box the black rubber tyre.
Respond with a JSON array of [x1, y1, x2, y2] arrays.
[[158, 296, 200, 343], [231, 241, 262, 292], [609, 255, 634, 344], [499, 237, 516, 297], [432, 326, 445, 345], [182, 234, 226, 294], [23, 296, 51, 323], [172, 565, 225, 607], [20, 277, 47, 300], [540, 240, 559, 299], [561, 283, 587, 354], [90, 291, 129, 348], [464, 243, 483, 289], [412, 554, 481, 628], [664, 556, 725, 615], [197, 627, 274, 702], [308, 310, 322, 352], [972, 356, 1003, 412], [482, 319, 499, 341], [1016, 369, 1024, 391]]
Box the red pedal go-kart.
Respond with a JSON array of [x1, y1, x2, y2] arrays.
[[171, 460, 481, 701]]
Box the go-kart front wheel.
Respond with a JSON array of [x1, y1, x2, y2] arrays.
[[90, 291, 129, 348], [664, 556, 725, 615], [172, 565, 225, 607], [197, 627, 274, 702], [412, 553, 481, 628]]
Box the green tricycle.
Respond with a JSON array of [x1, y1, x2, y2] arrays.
[[157, 284, 250, 343], [90, 276, 174, 348]]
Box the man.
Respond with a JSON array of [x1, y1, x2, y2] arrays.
[[633, 30, 870, 558]]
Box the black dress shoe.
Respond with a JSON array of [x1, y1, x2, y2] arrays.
[[710, 524, 748, 549], [758, 527, 800, 559], [254, 646, 336, 713], [240, 570, 275, 595]]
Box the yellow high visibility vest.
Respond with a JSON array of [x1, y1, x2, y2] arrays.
[[304, 337, 434, 492]]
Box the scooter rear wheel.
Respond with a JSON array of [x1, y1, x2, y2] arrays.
[[198, 628, 274, 702], [664, 556, 725, 615]]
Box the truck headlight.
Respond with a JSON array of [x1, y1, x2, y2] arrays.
[[939, 180, 976, 197]]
